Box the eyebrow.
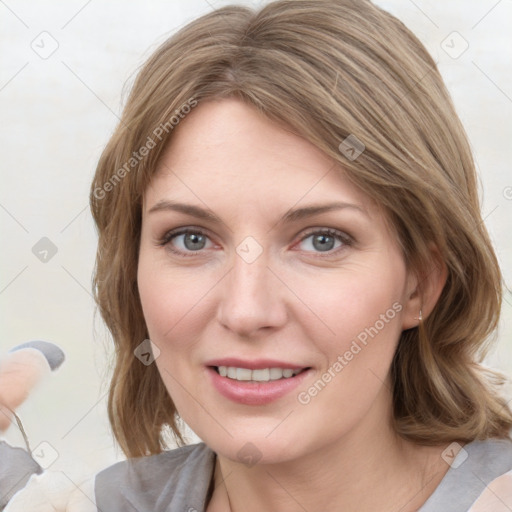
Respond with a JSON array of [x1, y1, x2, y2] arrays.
[[147, 200, 368, 224]]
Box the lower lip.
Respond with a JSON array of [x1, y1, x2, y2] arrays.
[[207, 366, 311, 405]]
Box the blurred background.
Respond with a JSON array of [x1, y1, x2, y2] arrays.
[[1, 0, 511, 478]]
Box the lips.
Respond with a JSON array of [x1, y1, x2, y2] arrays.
[[205, 358, 312, 405], [205, 358, 309, 370]]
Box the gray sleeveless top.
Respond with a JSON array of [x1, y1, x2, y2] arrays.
[[94, 438, 512, 511]]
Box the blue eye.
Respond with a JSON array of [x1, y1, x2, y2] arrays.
[[159, 228, 212, 256], [297, 228, 352, 255], [158, 227, 352, 257]]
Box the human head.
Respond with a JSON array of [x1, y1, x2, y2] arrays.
[[90, 0, 512, 457]]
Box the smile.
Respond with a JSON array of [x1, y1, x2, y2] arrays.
[[206, 363, 312, 406], [214, 366, 304, 382]]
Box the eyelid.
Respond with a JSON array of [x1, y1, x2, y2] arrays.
[[157, 226, 213, 246], [157, 225, 354, 257], [298, 227, 353, 245], [291, 227, 354, 256], [156, 226, 216, 257]]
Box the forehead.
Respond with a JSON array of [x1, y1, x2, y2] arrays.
[[144, 98, 379, 220]]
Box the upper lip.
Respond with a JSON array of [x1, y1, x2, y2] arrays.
[[205, 358, 310, 370]]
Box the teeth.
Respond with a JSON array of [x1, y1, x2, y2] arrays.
[[236, 368, 252, 381], [216, 366, 302, 382], [252, 368, 270, 382], [269, 367, 283, 380]]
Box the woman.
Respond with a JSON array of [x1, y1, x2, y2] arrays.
[[89, 0, 512, 510]]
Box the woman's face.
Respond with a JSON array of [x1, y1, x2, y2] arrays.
[[138, 98, 420, 464]]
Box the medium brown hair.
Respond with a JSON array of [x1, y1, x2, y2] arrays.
[[90, 0, 512, 457]]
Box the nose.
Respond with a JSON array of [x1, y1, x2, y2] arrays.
[[216, 246, 288, 337]]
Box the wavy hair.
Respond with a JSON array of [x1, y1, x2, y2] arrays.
[[90, 0, 512, 457]]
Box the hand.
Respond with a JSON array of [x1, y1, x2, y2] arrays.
[[5, 470, 96, 512]]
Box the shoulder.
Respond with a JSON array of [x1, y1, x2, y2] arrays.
[[95, 442, 215, 512], [465, 438, 512, 512], [420, 437, 512, 512]]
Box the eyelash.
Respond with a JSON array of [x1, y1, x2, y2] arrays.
[[157, 227, 353, 258]]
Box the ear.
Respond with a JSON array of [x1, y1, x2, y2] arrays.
[[401, 244, 448, 330]]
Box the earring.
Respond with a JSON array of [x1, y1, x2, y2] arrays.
[[415, 309, 423, 322]]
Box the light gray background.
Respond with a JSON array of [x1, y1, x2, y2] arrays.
[[1, 0, 511, 477]]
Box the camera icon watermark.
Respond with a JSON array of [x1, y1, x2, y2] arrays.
[[236, 236, 263, 264], [503, 186, 512, 200], [236, 442, 263, 467], [32, 237, 58, 263], [134, 339, 161, 365], [30, 31, 59, 60], [338, 134, 365, 161], [32, 441, 59, 469], [441, 442, 468, 468], [441, 31, 469, 59]]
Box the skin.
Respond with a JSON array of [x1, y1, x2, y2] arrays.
[[137, 98, 450, 511], [0, 349, 51, 431]]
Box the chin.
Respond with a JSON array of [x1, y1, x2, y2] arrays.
[[196, 425, 312, 466]]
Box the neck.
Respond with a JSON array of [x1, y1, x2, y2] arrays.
[[208, 387, 452, 512]]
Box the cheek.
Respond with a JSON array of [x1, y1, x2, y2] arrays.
[[292, 261, 406, 350], [137, 258, 212, 409], [137, 255, 215, 351], [290, 267, 405, 440]]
